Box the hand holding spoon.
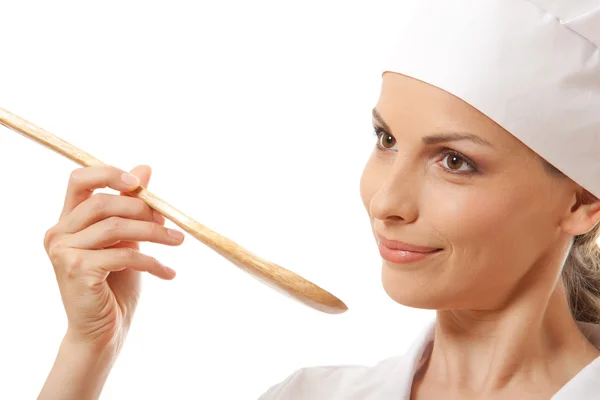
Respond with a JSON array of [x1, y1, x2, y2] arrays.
[[0, 107, 348, 314]]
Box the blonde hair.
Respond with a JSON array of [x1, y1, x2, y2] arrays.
[[562, 198, 600, 324], [543, 160, 600, 323]]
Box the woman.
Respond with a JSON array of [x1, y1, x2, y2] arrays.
[[38, 1, 600, 399]]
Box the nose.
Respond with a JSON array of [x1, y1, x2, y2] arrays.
[[369, 159, 420, 225]]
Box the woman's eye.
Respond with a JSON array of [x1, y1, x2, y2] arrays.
[[374, 129, 397, 151], [440, 151, 476, 173], [373, 127, 478, 174]]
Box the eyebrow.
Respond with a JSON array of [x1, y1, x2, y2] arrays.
[[372, 108, 494, 148]]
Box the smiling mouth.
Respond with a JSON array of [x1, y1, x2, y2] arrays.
[[375, 233, 442, 253], [377, 241, 442, 264]]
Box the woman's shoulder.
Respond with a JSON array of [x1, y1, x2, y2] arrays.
[[257, 320, 436, 399], [257, 355, 406, 400]]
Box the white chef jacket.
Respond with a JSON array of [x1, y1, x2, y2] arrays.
[[258, 319, 600, 399]]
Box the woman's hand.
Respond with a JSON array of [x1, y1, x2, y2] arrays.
[[38, 165, 185, 400]]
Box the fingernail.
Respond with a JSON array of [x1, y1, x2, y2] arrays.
[[164, 266, 176, 277], [167, 229, 184, 240], [121, 173, 140, 187], [153, 210, 165, 224]]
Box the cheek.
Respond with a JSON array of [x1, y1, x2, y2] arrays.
[[420, 183, 550, 303], [422, 172, 549, 246], [423, 185, 511, 240]]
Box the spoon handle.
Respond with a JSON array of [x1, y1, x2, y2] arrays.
[[0, 108, 105, 167], [0, 108, 226, 244], [0, 107, 347, 314]]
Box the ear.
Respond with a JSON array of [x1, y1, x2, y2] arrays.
[[560, 189, 600, 236]]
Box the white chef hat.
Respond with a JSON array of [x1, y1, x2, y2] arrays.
[[383, 0, 600, 198]]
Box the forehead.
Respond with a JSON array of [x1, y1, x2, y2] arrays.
[[375, 72, 528, 152], [377, 72, 490, 123]]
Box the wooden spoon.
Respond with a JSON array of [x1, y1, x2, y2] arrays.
[[0, 107, 348, 314]]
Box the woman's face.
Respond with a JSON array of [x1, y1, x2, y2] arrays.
[[360, 72, 577, 310]]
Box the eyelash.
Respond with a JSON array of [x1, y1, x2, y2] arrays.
[[372, 127, 479, 175]]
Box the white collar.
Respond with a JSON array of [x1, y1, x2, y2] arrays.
[[392, 318, 600, 399]]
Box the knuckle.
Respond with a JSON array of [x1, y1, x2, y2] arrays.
[[149, 222, 164, 238], [82, 275, 98, 290], [65, 252, 85, 278], [134, 199, 149, 217], [68, 167, 86, 184], [47, 241, 63, 264], [152, 256, 162, 267], [89, 193, 110, 213], [109, 165, 125, 181], [118, 247, 138, 262], [104, 216, 122, 234], [146, 254, 161, 269], [51, 246, 83, 278], [43, 227, 57, 252]]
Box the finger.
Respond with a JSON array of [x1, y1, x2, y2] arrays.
[[109, 240, 139, 250], [65, 217, 185, 250], [60, 165, 142, 219], [120, 165, 152, 198], [107, 239, 141, 254], [118, 165, 165, 233], [69, 247, 176, 282], [59, 193, 165, 234], [115, 165, 162, 253]]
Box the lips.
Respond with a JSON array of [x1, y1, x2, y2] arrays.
[[376, 233, 441, 253]]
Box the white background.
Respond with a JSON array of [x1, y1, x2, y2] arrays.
[[0, 1, 433, 398]]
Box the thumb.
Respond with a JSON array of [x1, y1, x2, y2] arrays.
[[130, 164, 152, 188], [119, 165, 152, 197]]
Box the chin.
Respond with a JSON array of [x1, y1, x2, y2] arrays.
[[380, 262, 447, 310]]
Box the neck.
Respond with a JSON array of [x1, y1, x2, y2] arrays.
[[420, 278, 600, 395]]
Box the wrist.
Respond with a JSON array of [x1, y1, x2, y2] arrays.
[[38, 332, 122, 400], [63, 327, 124, 354], [60, 331, 120, 369]]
